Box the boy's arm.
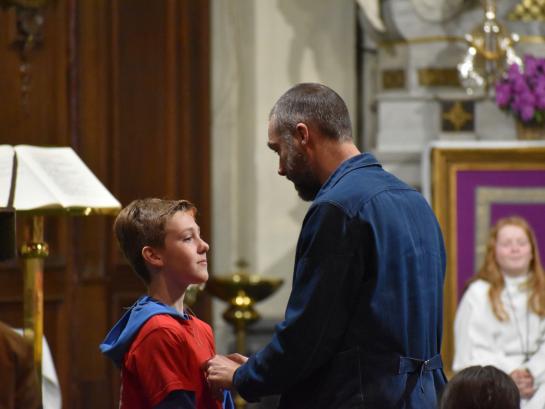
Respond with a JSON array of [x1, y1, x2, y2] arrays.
[[154, 390, 195, 409]]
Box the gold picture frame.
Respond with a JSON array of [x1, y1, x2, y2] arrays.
[[429, 143, 545, 376]]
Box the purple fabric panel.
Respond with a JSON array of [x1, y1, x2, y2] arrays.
[[491, 204, 545, 268], [456, 170, 545, 297]]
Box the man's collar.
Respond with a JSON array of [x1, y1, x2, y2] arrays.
[[318, 153, 381, 193]]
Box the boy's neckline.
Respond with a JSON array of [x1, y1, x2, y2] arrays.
[[141, 295, 191, 320]]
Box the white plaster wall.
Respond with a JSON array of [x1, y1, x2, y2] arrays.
[[211, 0, 356, 353]]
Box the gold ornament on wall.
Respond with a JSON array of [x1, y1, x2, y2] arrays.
[[381, 69, 406, 90], [418, 68, 461, 87], [441, 101, 475, 132], [508, 0, 545, 21]]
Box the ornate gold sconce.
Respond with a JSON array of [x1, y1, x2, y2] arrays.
[[0, 0, 50, 111], [458, 0, 521, 95], [207, 260, 283, 408]]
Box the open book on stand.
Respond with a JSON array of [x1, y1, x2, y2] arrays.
[[0, 145, 121, 214]]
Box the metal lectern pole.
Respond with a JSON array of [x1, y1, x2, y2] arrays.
[[20, 215, 49, 382]]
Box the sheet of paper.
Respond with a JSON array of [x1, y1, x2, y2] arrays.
[[14, 145, 121, 210], [0, 145, 15, 207], [12, 147, 58, 210]]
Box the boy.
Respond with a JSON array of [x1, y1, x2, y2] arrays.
[[100, 198, 233, 409]]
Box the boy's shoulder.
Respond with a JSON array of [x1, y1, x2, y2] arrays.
[[135, 314, 187, 340], [141, 313, 181, 329], [132, 314, 213, 347]]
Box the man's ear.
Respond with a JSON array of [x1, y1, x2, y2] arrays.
[[295, 123, 310, 147], [142, 246, 163, 268]]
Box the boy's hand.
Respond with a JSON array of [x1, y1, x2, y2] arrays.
[[204, 354, 242, 399]]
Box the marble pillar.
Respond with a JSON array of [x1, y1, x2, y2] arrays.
[[211, 0, 356, 353]]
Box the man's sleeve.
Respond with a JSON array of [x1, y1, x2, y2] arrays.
[[233, 203, 367, 400]]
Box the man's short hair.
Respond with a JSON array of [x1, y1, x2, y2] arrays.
[[113, 198, 196, 284], [269, 83, 352, 141]]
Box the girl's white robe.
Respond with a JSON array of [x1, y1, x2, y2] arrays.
[[454, 275, 545, 409]]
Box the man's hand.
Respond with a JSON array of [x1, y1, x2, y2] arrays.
[[204, 354, 246, 399], [226, 353, 248, 365], [510, 368, 535, 400]]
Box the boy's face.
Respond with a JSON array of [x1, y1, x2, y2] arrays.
[[155, 210, 209, 288]]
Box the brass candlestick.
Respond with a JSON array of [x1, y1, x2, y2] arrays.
[[207, 260, 283, 408]]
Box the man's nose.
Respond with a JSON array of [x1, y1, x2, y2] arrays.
[[278, 161, 286, 176]]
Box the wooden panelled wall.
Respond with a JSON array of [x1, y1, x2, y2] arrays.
[[0, 1, 211, 407]]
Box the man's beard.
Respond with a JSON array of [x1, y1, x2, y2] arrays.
[[285, 146, 322, 202]]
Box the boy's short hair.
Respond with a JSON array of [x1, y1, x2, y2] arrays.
[[114, 198, 197, 284]]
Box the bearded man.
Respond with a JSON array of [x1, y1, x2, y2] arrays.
[[206, 83, 447, 409]]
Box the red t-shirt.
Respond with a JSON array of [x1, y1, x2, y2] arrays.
[[120, 314, 222, 409]]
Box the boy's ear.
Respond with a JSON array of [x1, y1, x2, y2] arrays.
[[142, 246, 163, 268]]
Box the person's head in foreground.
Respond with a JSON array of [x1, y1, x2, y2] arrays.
[[439, 365, 520, 409]]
